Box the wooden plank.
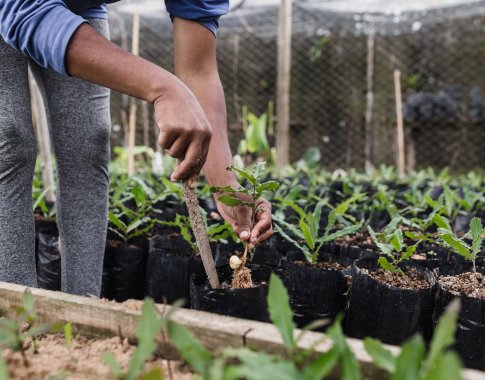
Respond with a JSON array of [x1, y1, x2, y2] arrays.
[[0, 282, 483, 379], [394, 69, 406, 176]]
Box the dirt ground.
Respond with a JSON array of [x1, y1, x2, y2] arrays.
[[2, 333, 192, 380]]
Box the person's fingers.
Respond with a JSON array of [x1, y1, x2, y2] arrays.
[[166, 134, 190, 159], [250, 214, 272, 243], [158, 129, 177, 150], [233, 205, 252, 241], [171, 141, 208, 181], [250, 227, 274, 247]]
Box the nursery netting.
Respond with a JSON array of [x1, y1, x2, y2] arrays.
[[107, 0, 485, 171]]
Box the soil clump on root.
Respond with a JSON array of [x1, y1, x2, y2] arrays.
[[363, 267, 430, 289], [439, 272, 485, 298], [232, 266, 254, 288]]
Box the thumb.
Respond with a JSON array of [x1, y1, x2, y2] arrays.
[[235, 208, 252, 241]]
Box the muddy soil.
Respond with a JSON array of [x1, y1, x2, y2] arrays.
[[2, 334, 192, 380], [362, 267, 430, 289], [439, 272, 485, 299]]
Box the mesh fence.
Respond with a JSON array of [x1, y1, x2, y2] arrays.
[[108, 0, 485, 171]]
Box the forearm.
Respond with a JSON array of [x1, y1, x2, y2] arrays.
[[66, 23, 182, 104], [173, 18, 237, 187]]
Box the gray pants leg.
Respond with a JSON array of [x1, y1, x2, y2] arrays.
[[0, 18, 111, 296]]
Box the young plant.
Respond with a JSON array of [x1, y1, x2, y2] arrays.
[[102, 298, 165, 380], [166, 274, 361, 380], [210, 162, 279, 267], [0, 290, 61, 365], [274, 205, 361, 264], [435, 215, 485, 273], [368, 218, 420, 275], [364, 299, 462, 380]]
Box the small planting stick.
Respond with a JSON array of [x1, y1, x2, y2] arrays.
[[183, 182, 220, 289]]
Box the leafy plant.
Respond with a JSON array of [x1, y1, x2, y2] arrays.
[[102, 298, 164, 380], [368, 218, 421, 274], [166, 274, 360, 380], [435, 215, 485, 273], [211, 162, 279, 264], [364, 299, 462, 380], [274, 206, 361, 264], [238, 104, 274, 164], [0, 290, 61, 365]]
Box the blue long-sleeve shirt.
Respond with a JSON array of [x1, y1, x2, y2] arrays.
[[0, 0, 229, 75]]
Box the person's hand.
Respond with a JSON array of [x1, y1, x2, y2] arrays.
[[154, 81, 212, 182], [215, 192, 273, 246]]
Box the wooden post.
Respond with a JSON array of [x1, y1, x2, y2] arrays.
[[127, 12, 140, 176], [394, 70, 405, 176], [364, 31, 375, 172], [275, 0, 292, 169], [28, 69, 56, 203]]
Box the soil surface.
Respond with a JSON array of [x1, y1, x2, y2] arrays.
[[232, 266, 254, 288], [335, 233, 374, 248], [2, 334, 192, 380], [294, 260, 350, 270], [439, 272, 485, 299], [362, 267, 430, 289]]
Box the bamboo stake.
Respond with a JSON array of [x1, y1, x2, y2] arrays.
[[275, 0, 292, 169], [394, 70, 405, 176], [183, 182, 220, 289], [364, 31, 375, 172], [28, 69, 56, 203], [127, 12, 140, 176]]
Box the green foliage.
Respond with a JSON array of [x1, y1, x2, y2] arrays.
[[436, 215, 485, 272], [0, 290, 62, 360], [0, 352, 9, 380], [102, 298, 164, 380], [368, 219, 420, 274], [365, 299, 462, 380], [274, 205, 361, 263], [238, 104, 274, 163]]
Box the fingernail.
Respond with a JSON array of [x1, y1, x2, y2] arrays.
[[250, 237, 257, 243], [240, 231, 249, 239]]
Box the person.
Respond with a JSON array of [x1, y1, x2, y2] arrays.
[[0, 1, 273, 296]]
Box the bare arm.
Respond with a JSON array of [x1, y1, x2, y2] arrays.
[[65, 23, 211, 181], [173, 19, 273, 244]]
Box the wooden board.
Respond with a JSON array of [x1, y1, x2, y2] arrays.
[[0, 282, 482, 380]]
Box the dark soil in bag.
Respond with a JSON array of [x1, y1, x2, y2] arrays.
[[345, 256, 436, 345], [433, 264, 485, 370], [36, 231, 61, 291], [145, 234, 201, 307], [282, 251, 352, 329], [190, 264, 271, 322], [101, 240, 147, 302]]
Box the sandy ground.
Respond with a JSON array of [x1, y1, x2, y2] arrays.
[[3, 334, 192, 380]]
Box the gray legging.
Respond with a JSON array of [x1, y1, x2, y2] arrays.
[[0, 18, 110, 296]]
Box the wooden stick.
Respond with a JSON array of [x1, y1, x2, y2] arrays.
[[127, 12, 140, 176], [275, 0, 292, 169], [183, 182, 220, 289], [364, 31, 375, 172], [394, 70, 406, 176], [28, 69, 56, 203]]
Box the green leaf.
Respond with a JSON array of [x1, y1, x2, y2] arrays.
[[0, 352, 9, 380], [126, 299, 163, 380], [325, 209, 337, 236], [364, 338, 396, 373], [267, 274, 295, 353], [378, 257, 398, 273], [167, 321, 212, 375], [303, 347, 339, 379], [470, 217, 484, 256], [299, 219, 315, 250], [390, 335, 425, 380], [327, 316, 360, 380], [256, 181, 280, 193], [422, 352, 462, 380], [64, 322, 72, 350], [101, 352, 123, 378], [433, 214, 452, 231], [227, 165, 258, 186], [401, 244, 418, 262], [251, 161, 267, 181], [210, 185, 242, 194], [437, 229, 472, 260], [108, 211, 127, 234], [390, 230, 403, 253], [421, 299, 460, 378], [141, 368, 164, 380], [217, 195, 245, 207]]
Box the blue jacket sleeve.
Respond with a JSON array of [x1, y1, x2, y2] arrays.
[[0, 0, 87, 75]]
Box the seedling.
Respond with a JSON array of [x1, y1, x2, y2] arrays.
[[0, 290, 61, 365], [211, 162, 279, 287], [435, 215, 485, 273], [274, 205, 361, 264], [368, 218, 421, 275]]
